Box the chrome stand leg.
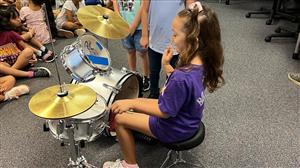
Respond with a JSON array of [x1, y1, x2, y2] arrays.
[[65, 121, 96, 168], [161, 151, 205, 168], [160, 150, 173, 168]]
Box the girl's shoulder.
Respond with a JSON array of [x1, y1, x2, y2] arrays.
[[171, 65, 204, 82]]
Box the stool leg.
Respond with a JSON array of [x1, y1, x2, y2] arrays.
[[293, 32, 300, 59], [167, 151, 205, 168], [160, 150, 173, 168]]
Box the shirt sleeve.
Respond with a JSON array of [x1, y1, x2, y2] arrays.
[[19, 7, 27, 21], [64, 1, 74, 11], [158, 78, 188, 117], [9, 31, 24, 50]]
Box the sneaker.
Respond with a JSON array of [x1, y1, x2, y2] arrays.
[[74, 28, 86, 36], [31, 67, 51, 78], [57, 28, 74, 38], [142, 76, 150, 92], [40, 49, 55, 63], [288, 72, 300, 87], [103, 159, 139, 168], [103, 159, 124, 168], [4, 85, 30, 100]]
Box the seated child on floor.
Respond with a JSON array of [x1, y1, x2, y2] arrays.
[[8, 5, 54, 62], [55, 0, 86, 36], [0, 5, 51, 78], [0, 75, 29, 102]]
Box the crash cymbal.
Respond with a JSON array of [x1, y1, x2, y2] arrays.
[[77, 6, 130, 39], [28, 84, 97, 119]]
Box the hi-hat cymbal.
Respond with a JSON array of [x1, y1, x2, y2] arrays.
[[28, 84, 97, 119], [77, 6, 130, 39]]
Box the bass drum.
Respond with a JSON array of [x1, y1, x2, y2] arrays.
[[71, 67, 140, 106]]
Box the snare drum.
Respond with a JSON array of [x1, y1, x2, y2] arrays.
[[72, 67, 140, 106], [60, 34, 111, 82], [47, 95, 109, 142]]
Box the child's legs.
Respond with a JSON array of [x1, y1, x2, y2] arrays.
[[115, 112, 155, 164], [62, 21, 82, 31], [138, 51, 149, 77], [0, 63, 30, 77], [0, 75, 16, 101], [148, 48, 162, 94], [122, 36, 137, 71], [30, 37, 43, 49], [127, 50, 137, 71], [134, 30, 149, 77], [12, 48, 33, 69]]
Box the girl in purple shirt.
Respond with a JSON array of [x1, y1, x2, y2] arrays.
[[104, 2, 225, 168]]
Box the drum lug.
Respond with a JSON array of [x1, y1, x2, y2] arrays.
[[121, 67, 128, 73], [103, 83, 120, 94], [57, 120, 65, 137], [87, 122, 93, 140]]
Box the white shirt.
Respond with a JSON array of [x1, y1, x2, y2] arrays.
[[56, 0, 85, 24]]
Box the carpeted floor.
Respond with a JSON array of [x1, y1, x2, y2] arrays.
[[0, 1, 299, 168]]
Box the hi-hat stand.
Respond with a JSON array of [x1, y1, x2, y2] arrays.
[[42, 4, 96, 167]]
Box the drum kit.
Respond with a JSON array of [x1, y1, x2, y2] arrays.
[[28, 5, 140, 168]]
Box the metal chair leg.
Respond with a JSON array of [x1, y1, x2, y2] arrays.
[[161, 151, 205, 168], [160, 150, 173, 168], [293, 32, 300, 59]]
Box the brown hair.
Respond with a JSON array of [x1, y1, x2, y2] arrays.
[[177, 4, 225, 93]]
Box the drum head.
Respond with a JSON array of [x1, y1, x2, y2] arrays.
[[72, 94, 107, 120], [80, 35, 111, 71]]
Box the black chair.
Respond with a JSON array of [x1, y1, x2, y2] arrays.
[[160, 122, 205, 168], [245, 0, 298, 25]]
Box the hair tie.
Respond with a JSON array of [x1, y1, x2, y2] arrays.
[[188, 1, 203, 12]]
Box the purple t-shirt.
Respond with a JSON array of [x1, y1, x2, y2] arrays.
[[149, 65, 205, 143]]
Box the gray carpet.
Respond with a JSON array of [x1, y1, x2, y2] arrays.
[[0, 1, 299, 168]]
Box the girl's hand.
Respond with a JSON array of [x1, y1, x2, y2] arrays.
[[140, 36, 148, 49], [162, 45, 173, 65], [111, 99, 134, 114], [29, 54, 37, 65]]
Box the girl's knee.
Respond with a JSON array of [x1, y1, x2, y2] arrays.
[[22, 47, 34, 59], [115, 113, 127, 126], [6, 75, 16, 83]]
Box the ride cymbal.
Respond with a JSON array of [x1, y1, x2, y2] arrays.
[[28, 84, 96, 119], [77, 6, 130, 39]]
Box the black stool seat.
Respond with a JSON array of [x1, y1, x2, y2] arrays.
[[162, 121, 205, 151]]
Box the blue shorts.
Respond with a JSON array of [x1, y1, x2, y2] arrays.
[[121, 30, 147, 53]]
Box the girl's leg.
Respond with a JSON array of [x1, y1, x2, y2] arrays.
[[0, 63, 31, 77], [148, 48, 162, 97], [114, 112, 155, 164], [62, 21, 82, 31], [138, 51, 149, 77], [11, 47, 34, 70], [30, 37, 43, 49], [0, 75, 16, 101], [127, 50, 137, 71]]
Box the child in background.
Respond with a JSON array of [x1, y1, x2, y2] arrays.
[[0, 75, 29, 102], [20, 0, 51, 44], [112, 0, 150, 92], [8, 6, 55, 62], [103, 3, 225, 168], [55, 0, 86, 36], [140, 0, 196, 98], [0, 5, 51, 78]]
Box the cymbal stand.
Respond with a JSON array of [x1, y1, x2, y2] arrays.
[[42, 3, 67, 96], [65, 119, 96, 168]]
